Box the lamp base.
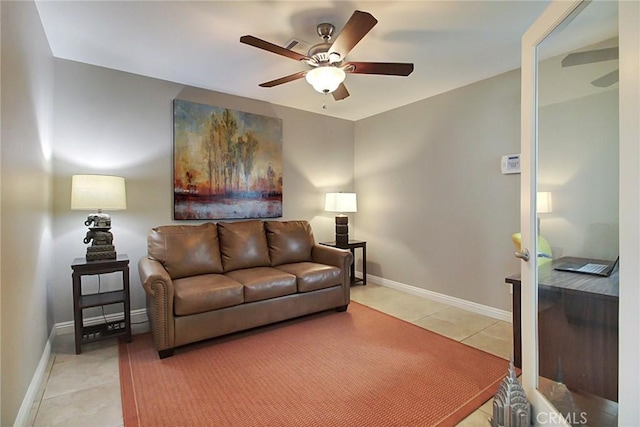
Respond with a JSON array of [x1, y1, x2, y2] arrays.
[[83, 225, 116, 261], [335, 234, 349, 245], [335, 215, 350, 245], [86, 245, 116, 261]]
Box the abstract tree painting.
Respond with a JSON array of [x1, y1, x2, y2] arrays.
[[173, 99, 283, 220]]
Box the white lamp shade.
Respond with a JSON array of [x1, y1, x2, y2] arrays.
[[325, 192, 357, 213], [71, 175, 127, 210], [537, 191, 553, 214], [305, 67, 346, 94]]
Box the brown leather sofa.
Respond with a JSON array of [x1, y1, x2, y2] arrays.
[[138, 219, 353, 358]]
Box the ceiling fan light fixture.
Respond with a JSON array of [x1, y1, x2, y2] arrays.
[[305, 66, 346, 94], [241, 10, 413, 101], [328, 52, 342, 63]]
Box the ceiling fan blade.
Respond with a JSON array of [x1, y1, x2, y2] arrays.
[[591, 69, 619, 88], [328, 11, 378, 59], [561, 47, 618, 67], [258, 71, 307, 88], [240, 35, 309, 62], [332, 83, 350, 101], [346, 62, 414, 76]]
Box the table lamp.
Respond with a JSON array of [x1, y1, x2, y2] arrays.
[[537, 191, 553, 214], [325, 192, 357, 245], [71, 174, 127, 261], [536, 191, 553, 234]]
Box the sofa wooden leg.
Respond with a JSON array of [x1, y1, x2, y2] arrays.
[[158, 349, 174, 359], [336, 304, 349, 312]]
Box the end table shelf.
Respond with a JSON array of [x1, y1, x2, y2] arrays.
[[71, 254, 131, 354], [79, 290, 127, 307]]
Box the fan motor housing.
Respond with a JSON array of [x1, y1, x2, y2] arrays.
[[308, 44, 333, 61]]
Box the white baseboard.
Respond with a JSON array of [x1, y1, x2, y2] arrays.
[[358, 271, 512, 323], [13, 327, 55, 427]]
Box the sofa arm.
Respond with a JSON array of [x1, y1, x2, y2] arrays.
[[138, 257, 175, 353], [311, 244, 353, 304], [311, 244, 352, 268]]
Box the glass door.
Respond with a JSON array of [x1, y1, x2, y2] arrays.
[[520, 0, 619, 425]]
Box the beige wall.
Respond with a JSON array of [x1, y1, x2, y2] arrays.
[[354, 69, 522, 312], [0, 1, 54, 425], [50, 60, 355, 323]]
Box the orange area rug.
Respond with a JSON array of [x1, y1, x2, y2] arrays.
[[119, 302, 506, 426]]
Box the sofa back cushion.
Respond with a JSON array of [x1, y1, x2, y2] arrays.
[[147, 223, 223, 279], [218, 220, 271, 272], [265, 220, 314, 266]]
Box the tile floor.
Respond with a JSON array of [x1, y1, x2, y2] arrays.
[[27, 283, 512, 426]]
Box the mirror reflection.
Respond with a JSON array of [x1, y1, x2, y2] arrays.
[[537, 1, 619, 425]]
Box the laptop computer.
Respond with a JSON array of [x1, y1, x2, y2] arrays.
[[554, 256, 619, 277]]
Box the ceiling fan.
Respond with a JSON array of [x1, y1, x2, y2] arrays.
[[240, 10, 414, 101], [561, 46, 619, 88]]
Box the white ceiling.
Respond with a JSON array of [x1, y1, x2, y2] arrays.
[[35, 1, 555, 121]]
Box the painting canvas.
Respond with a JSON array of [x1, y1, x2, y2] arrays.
[[173, 99, 283, 220]]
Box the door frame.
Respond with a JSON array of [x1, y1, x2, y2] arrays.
[[618, 1, 640, 423], [521, 0, 640, 424], [520, 1, 603, 425]]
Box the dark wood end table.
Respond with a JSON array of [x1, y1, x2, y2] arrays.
[[320, 240, 367, 286], [71, 254, 131, 354]]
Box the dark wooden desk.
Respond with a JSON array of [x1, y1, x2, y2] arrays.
[[72, 254, 132, 354], [320, 240, 366, 285], [505, 257, 618, 402]]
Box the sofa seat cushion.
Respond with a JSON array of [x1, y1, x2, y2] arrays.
[[276, 262, 342, 293], [173, 274, 244, 316], [226, 267, 297, 303]]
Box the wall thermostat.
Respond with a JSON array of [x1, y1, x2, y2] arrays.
[[501, 154, 521, 174]]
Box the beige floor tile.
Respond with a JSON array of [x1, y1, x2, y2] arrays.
[[34, 379, 123, 427], [479, 397, 495, 414], [462, 321, 513, 360], [52, 333, 76, 354], [350, 283, 404, 304], [457, 406, 493, 426], [351, 284, 450, 321], [478, 319, 512, 340], [43, 344, 119, 400], [429, 306, 499, 328], [412, 306, 498, 341]]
